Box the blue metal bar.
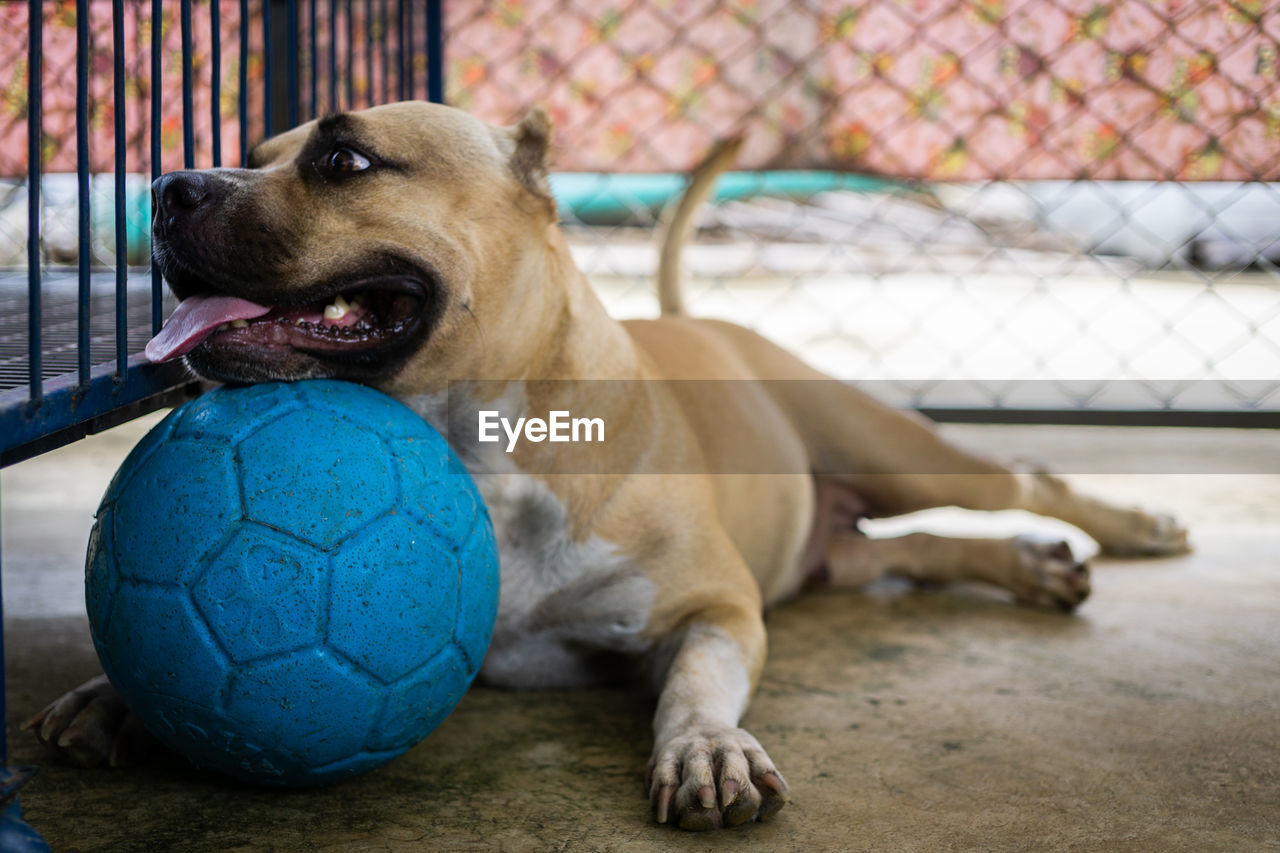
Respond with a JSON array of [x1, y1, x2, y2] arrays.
[[427, 0, 443, 104], [364, 0, 373, 108], [329, 0, 338, 111], [239, 0, 248, 165], [309, 0, 318, 118], [181, 0, 194, 168], [212, 0, 222, 167], [287, 0, 299, 127], [404, 0, 414, 101], [379, 0, 389, 104], [396, 0, 405, 102], [345, 0, 354, 109], [114, 0, 127, 377], [76, 0, 90, 387], [1, 358, 197, 467], [263, 0, 273, 137], [152, 0, 163, 333], [26, 0, 42, 403]]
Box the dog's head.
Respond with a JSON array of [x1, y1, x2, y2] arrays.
[[148, 101, 563, 388]]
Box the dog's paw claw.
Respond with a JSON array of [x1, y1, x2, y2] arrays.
[[1013, 535, 1091, 612], [648, 726, 787, 830], [27, 675, 160, 768]]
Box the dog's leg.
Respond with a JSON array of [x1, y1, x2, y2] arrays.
[[705, 325, 1188, 556], [1000, 467, 1188, 556], [844, 467, 1188, 557], [814, 406, 1187, 556], [799, 395, 1187, 556], [645, 581, 789, 829], [823, 531, 1092, 611]]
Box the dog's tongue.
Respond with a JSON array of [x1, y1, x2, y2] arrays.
[[144, 294, 273, 362]]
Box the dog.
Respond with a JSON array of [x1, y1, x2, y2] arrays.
[[26, 101, 1188, 830]]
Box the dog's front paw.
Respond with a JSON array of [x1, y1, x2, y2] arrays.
[[646, 726, 788, 830], [22, 674, 160, 768], [1012, 535, 1091, 612]]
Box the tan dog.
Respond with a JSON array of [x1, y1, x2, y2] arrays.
[[28, 102, 1188, 830]]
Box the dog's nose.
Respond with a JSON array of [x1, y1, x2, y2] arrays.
[[153, 171, 210, 222]]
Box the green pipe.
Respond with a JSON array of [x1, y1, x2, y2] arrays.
[[548, 171, 895, 224]]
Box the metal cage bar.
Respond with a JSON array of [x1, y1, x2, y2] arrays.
[[26, 0, 42, 404], [287, 0, 299, 128], [2, 0, 451, 468], [150, 0, 163, 333], [180, 0, 194, 169], [75, 0, 90, 387], [112, 0, 127, 378], [263, 0, 274, 137], [212, 1, 223, 168]]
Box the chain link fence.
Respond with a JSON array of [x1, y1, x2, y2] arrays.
[[447, 0, 1280, 416]]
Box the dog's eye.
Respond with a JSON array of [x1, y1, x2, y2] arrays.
[[327, 147, 371, 173]]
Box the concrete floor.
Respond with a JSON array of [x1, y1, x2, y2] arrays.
[[2, 417, 1278, 852]]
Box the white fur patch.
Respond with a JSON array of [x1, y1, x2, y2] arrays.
[[653, 623, 753, 740]]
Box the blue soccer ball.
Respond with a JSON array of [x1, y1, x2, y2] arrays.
[[85, 380, 499, 786]]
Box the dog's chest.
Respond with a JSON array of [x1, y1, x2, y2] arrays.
[[469, 471, 656, 686], [405, 392, 656, 687]]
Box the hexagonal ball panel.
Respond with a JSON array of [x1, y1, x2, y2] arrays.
[[306, 747, 406, 785], [390, 439, 479, 546], [366, 644, 472, 752], [328, 514, 460, 683], [226, 647, 379, 769], [95, 582, 231, 714], [172, 383, 300, 445], [111, 440, 242, 585], [192, 524, 327, 664], [239, 410, 396, 548], [292, 380, 433, 441]]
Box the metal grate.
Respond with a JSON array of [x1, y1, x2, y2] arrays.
[[0, 270, 172, 391]]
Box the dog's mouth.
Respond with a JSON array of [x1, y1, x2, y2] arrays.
[[145, 277, 429, 366]]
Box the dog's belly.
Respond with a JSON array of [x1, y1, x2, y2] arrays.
[[473, 471, 657, 689]]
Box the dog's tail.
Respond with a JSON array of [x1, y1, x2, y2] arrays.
[[655, 136, 744, 317]]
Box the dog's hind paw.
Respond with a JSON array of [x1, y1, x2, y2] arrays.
[[1095, 509, 1190, 557], [1011, 535, 1091, 612], [646, 726, 788, 830], [22, 674, 160, 768]]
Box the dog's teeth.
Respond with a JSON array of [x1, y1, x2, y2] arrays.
[[217, 323, 229, 332], [323, 294, 351, 321], [230, 319, 249, 329], [294, 318, 305, 326]]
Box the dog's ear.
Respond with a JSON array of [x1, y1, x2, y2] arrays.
[[507, 107, 556, 215]]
